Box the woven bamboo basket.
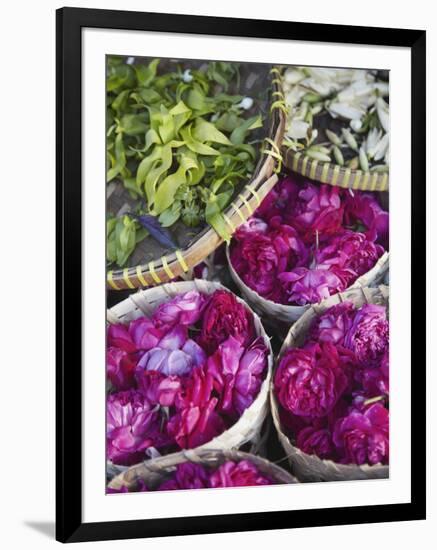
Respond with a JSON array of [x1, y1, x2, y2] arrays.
[[282, 147, 388, 192], [107, 449, 297, 491], [107, 61, 286, 291], [270, 285, 389, 482], [107, 280, 273, 473], [226, 244, 389, 323]]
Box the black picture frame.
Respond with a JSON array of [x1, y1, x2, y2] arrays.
[[56, 6, 426, 543]]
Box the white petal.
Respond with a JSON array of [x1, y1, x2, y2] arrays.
[[287, 119, 310, 139]]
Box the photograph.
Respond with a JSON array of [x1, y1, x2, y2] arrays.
[[105, 57, 390, 492]]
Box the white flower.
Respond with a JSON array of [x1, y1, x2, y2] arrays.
[[182, 69, 193, 83], [286, 119, 310, 140], [376, 97, 389, 132], [126, 57, 135, 65], [350, 119, 363, 132], [238, 97, 254, 110]]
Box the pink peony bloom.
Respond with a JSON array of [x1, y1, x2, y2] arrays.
[[153, 291, 206, 330], [136, 370, 182, 407], [128, 317, 164, 351], [285, 183, 344, 243], [309, 302, 356, 345], [209, 460, 272, 488], [158, 463, 210, 491], [316, 230, 384, 279], [167, 398, 225, 449], [107, 390, 167, 465], [344, 304, 389, 366], [199, 290, 254, 354], [296, 426, 337, 460], [274, 343, 348, 417], [107, 347, 137, 390], [236, 217, 269, 236], [279, 265, 351, 306], [343, 190, 389, 247], [107, 323, 137, 353], [207, 336, 267, 417], [333, 403, 389, 465]]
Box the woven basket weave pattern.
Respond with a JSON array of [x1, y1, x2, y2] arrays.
[[108, 449, 297, 491]]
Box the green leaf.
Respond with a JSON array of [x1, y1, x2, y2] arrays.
[[107, 133, 126, 182], [153, 154, 198, 214], [134, 58, 159, 87], [118, 114, 148, 136], [193, 118, 231, 146], [230, 115, 262, 145]]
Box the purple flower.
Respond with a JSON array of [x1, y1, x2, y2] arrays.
[[136, 348, 195, 377], [128, 317, 164, 351], [209, 460, 273, 488], [153, 291, 206, 330], [333, 403, 389, 465], [136, 370, 182, 407], [168, 366, 226, 449], [285, 183, 344, 243], [107, 324, 136, 353], [279, 265, 352, 306], [309, 302, 356, 345], [343, 190, 389, 247], [296, 426, 337, 460], [344, 304, 389, 366], [199, 290, 254, 354], [316, 230, 384, 278], [233, 338, 268, 416], [107, 347, 137, 390], [158, 463, 210, 491], [274, 343, 348, 417], [107, 390, 165, 465]]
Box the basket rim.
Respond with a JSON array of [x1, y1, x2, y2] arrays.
[[270, 284, 390, 478], [107, 66, 286, 290], [108, 448, 298, 490], [282, 145, 389, 192], [107, 279, 273, 467]]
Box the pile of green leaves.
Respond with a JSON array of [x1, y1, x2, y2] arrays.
[[107, 57, 263, 267]]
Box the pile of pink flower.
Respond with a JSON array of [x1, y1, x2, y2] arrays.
[[230, 175, 389, 306], [106, 289, 269, 466], [274, 301, 389, 465], [108, 460, 274, 493]]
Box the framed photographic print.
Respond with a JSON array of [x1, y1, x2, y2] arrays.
[[56, 6, 426, 543]]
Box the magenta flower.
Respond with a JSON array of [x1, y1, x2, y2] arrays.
[[316, 230, 384, 278], [256, 176, 300, 223], [153, 291, 206, 330], [236, 217, 269, 236], [231, 233, 284, 298], [209, 460, 272, 488], [296, 426, 337, 460], [309, 302, 356, 345], [333, 403, 389, 465], [136, 370, 182, 407], [107, 347, 137, 390], [279, 265, 351, 306], [107, 323, 136, 353], [199, 290, 254, 354], [344, 304, 389, 366], [128, 317, 164, 351], [107, 390, 165, 465], [167, 399, 225, 449], [274, 343, 348, 417], [285, 183, 344, 243], [343, 190, 389, 247], [158, 463, 210, 491], [233, 338, 268, 416]]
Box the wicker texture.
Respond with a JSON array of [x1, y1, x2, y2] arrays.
[[107, 65, 286, 291], [283, 148, 388, 192], [107, 280, 273, 469], [108, 449, 297, 490], [226, 244, 389, 323], [270, 285, 389, 482]]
